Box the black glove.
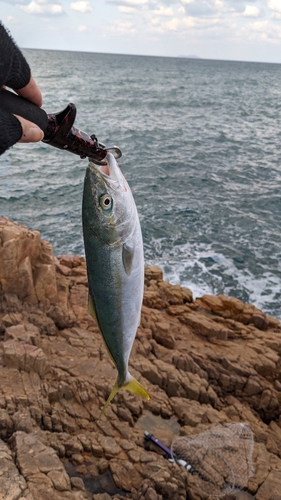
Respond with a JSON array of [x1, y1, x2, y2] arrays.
[[0, 23, 31, 155]]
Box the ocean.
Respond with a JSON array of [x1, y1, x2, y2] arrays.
[[1, 50, 281, 319]]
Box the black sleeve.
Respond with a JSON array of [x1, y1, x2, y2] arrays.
[[0, 23, 31, 155], [0, 23, 31, 89], [0, 110, 22, 155]]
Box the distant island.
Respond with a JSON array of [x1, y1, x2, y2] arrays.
[[178, 55, 201, 59]]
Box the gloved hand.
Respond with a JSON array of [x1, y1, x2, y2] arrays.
[[0, 23, 44, 155]]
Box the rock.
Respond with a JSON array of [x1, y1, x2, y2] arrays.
[[0, 220, 281, 499], [4, 323, 40, 345], [48, 469, 71, 491], [0, 409, 14, 439], [70, 476, 86, 491], [109, 459, 143, 490], [0, 438, 27, 499], [152, 321, 175, 349], [92, 493, 111, 500], [98, 436, 122, 458], [184, 312, 229, 339], [12, 431, 72, 496], [0, 217, 57, 305], [255, 470, 281, 500], [71, 453, 84, 465], [145, 266, 163, 283], [3, 340, 49, 377]]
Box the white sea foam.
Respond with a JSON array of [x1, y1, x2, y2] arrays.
[[146, 240, 281, 319]]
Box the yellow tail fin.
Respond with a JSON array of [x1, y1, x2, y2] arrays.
[[123, 375, 150, 400], [98, 375, 150, 420]]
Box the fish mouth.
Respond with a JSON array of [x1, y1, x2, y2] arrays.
[[91, 152, 122, 186]]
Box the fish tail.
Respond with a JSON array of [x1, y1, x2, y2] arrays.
[[98, 374, 150, 420], [124, 374, 150, 400]]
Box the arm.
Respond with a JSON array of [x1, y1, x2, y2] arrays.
[[0, 23, 43, 155]]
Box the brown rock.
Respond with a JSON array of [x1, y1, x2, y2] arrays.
[[0, 409, 14, 439], [4, 323, 40, 345], [70, 476, 86, 491], [47, 469, 71, 491], [55, 262, 73, 276], [3, 340, 49, 377], [250, 311, 269, 331], [244, 376, 263, 396], [181, 312, 229, 339], [33, 262, 57, 304], [0, 438, 27, 499], [158, 281, 184, 305], [0, 218, 57, 304], [145, 266, 163, 283], [12, 431, 72, 496], [256, 470, 281, 500], [93, 493, 112, 500], [98, 435, 122, 458], [110, 459, 143, 490], [152, 321, 175, 349], [71, 453, 84, 465], [1, 221, 281, 500], [198, 294, 226, 314]]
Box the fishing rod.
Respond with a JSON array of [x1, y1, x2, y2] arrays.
[[144, 431, 196, 473], [0, 88, 122, 165]]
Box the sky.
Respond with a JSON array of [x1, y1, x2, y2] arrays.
[[1, 0, 281, 62]]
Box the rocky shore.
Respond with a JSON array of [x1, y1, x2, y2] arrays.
[[0, 217, 281, 500]]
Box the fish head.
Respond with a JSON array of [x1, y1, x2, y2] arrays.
[[83, 152, 136, 245]]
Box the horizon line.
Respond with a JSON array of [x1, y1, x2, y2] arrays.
[[21, 46, 281, 66]]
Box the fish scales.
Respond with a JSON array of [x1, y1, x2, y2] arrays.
[[82, 152, 150, 417]]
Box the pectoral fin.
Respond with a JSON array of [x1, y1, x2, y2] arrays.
[[122, 243, 134, 275]]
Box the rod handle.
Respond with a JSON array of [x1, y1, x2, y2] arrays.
[[0, 88, 48, 132]]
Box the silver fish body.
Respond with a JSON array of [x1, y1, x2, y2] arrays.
[[82, 152, 149, 414]]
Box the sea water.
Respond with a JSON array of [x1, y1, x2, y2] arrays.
[[1, 50, 281, 318]]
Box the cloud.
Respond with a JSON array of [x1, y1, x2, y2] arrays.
[[178, 0, 222, 17], [77, 24, 88, 30], [267, 0, 281, 17], [117, 5, 136, 12], [244, 18, 281, 42], [116, 20, 136, 32], [147, 11, 223, 35], [19, 0, 64, 15], [152, 6, 174, 16], [1, 0, 29, 3], [105, 0, 148, 6], [267, 0, 281, 13], [243, 5, 263, 16], [70, 1, 93, 12]]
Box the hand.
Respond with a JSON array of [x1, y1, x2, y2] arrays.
[[14, 75, 44, 143]]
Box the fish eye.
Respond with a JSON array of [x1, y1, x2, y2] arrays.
[[99, 194, 112, 210]]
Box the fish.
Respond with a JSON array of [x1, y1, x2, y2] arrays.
[[82, 152, 150, 417]]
